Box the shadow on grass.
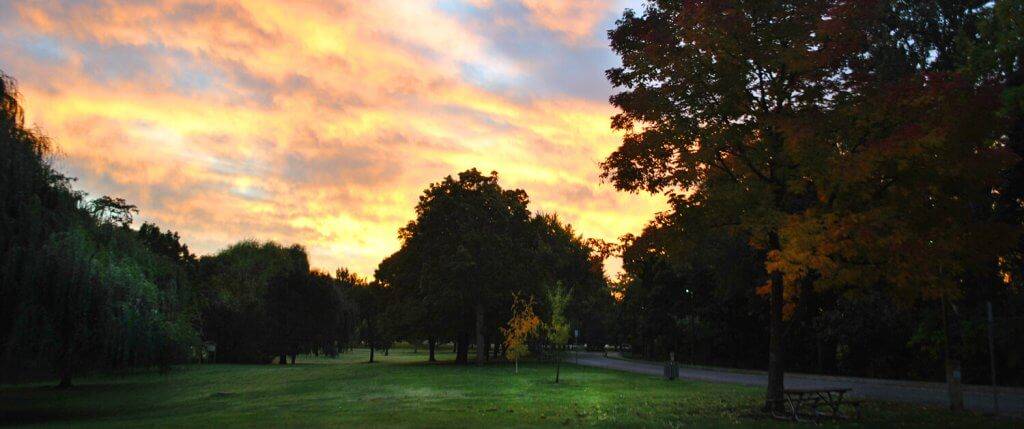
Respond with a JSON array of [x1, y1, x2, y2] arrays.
[[0, 381, 152, 394], [0, 408, 124, 427], [0, 381, 165, 426]]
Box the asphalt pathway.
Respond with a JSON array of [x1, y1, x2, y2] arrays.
[[571, 351, 1023, 415]]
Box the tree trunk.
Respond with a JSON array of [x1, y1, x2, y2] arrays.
[[822, 340, 837, 373], [428, 337, 437, 362], [456, 332, 469, 364], [58, 374, 72, 389], [941, 295, 964, 412], [475, 302, 485, 366], [279, 354, 288, 365], [555, 351, 561, 383], [766, 233, 786, 411], [57, 299, 74, 388], [369, 345, 375, 363], [290, 354, 296, 365], [57, 360, 72, 389]]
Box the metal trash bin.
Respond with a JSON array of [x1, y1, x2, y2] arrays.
[[663, 361, 679, 380]]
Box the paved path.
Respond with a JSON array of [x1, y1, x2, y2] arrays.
[[571, 352, 1024, 415]]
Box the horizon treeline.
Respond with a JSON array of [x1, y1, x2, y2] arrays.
[[0, 71, 615, 385], [0, 73, 368, 385]]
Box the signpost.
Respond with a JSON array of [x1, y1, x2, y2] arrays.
[[574, 329, 580, 363]]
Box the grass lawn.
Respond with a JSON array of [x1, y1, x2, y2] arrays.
[[0, 348, 1013, 428]]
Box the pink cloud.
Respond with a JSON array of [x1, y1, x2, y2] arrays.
[[519, 0, 621, 44]]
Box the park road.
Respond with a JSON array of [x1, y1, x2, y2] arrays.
[[571, 351, 1024, 416]]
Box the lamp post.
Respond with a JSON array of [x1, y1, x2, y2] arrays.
[[987, 301, 999, 415]]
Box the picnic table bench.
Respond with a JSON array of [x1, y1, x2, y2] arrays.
[[769, 388, 862, 422]]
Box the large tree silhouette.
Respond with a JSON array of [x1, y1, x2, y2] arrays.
[[395, 169, 534, 365], [603, 0, 1017, 407]]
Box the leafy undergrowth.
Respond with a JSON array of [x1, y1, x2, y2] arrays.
[[0, 349, 1013, 428]]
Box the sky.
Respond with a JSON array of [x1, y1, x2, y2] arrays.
[[1, 0, 664, 277]]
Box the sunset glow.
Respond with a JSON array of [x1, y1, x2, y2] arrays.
[[0, 0, 664, 276]]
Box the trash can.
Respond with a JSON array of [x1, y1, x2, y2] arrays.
[[663, 361, 678, 380]]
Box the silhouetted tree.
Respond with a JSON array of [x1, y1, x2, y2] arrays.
[[376, 170, 615, 365], [395, 169, 534, 365], [198, 241, 345, 364], [349, 277, 389, 363], [0, 72, 199, 386], [89, 196, 138, 228], [604, 0, 1017, 407]]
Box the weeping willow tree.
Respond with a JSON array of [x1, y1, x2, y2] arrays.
[[0, 72, 199, 386]]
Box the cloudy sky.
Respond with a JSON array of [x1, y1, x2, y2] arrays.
[[1, 0, 664, 277]]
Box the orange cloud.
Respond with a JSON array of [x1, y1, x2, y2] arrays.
[[3, 0, 663, 277], [519, 0, 621, 44]]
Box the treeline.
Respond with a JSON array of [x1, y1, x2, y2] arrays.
[[197, 241, 357, 364], [0, 74, 359, 386], [603, 0, 1024, 393], [614, 213, 1024, 385]]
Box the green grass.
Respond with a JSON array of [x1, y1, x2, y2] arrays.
[[0, 348, 1012, 428]]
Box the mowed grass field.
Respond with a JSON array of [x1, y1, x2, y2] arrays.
[[0, 348, 1013, 428]]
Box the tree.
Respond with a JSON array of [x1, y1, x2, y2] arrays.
[[307, 270, 356, 357], [532, 215, 613, 350], [603, 0, 1019, 408], [545, 282, 571, 383], [604, 1, 852, 404], [374, 170, 615, 367], [349, 277, 389, 363], [617, 212, 771, 366], [89, 196, 138, 228], [137, 222, 195, 265], [502, 293, 540, 374], [1, 71, 84, 382], [394, 169, 534, 365], [0, 72, 199, 386], [375, 245, 451, 362], [198, 241, 347, 364], [38, 228, 103, 387]]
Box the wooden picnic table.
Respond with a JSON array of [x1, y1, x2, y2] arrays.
[[771, 388, 862, 422]]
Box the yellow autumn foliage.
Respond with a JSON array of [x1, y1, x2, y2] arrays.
[[502, 293, 540, 364]]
